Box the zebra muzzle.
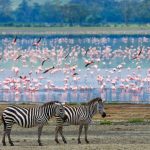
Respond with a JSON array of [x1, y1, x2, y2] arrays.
[[102, 112, 106, 118]]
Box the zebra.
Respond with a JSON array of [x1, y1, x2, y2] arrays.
[[1, 101, 67, 146], [54, 97, 106, 144]]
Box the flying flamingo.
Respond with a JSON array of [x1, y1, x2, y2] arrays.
[[12, 36, 17, 45], [32, 37, 42, 46], [64, 52, 70, 59], [72, 73, 79, 76], [85, 48, 90, 55], [16, 55, 22, 60], [43, 66, 55, 74], [41, 58, 49, 66], [85, 60, 94, 67], [132, 47, 144, 60]]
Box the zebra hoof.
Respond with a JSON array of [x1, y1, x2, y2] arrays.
[[39, 143, 43, 146], [63, 140, 67, 144], [85, 140, 89, 144], [10, 142, 14, 146], [2, 142, 6, 146], [38, 140, 43, 146], [55, 139, 60, 144], [78, 140, 81, 144]]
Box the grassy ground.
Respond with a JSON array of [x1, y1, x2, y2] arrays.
[[0, 121, 150, 149], [0, 25, 150, 35]]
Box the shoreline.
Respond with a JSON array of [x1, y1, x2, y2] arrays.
[[0, 26, 150, 35]]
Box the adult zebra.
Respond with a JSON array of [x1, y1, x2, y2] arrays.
[[1, 101, 66, 146], [55, 97, 106, 144]]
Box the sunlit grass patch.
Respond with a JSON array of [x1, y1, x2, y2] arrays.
[[100, 120, 112, 125], [128, 118, 144, 123]]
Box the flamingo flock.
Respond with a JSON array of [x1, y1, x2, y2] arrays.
[[0, 35, 149, 103]]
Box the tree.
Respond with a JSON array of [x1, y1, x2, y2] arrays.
[[98, 0, 122, 23], [120, 0, 137, 24], [0, 0, 12, 22], [85, 2, 102, 25], [61, 2, 90, 26], [137, 0, 150, 23], [15, 0, 31, 22], [0, 0, 150, 26], [30, 3, 41, 22], [40, 2, 62, 24]]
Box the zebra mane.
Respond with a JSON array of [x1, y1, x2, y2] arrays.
[[87, 97, 102, 105], [41, 101, 61, 107]]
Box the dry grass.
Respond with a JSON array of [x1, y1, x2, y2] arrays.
[[104, 104, 150, 121]]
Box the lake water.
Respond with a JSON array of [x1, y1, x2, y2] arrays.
[[0, 34, 149, 104]]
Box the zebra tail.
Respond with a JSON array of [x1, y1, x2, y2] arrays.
[[1, 114, 7, 131], [1, 113, 6, 125]]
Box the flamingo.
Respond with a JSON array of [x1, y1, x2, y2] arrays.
[[32, 37, 42, 46], [0, 35, 149, 103], [43, 66, 55, 74], [72, 73, 79, 76], [41, 58, 49, 66], [64, 52, 70, 59], [132, 46, 143, 59], [12, 36, 17, 45], [16, 55, 22, 60], [85, 60, 94, 67]]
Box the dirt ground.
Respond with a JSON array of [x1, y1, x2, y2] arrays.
[[0, 103, 150, 150]]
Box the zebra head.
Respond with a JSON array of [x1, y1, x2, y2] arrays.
[[54, 102, 67, 120], [97, 97, 106, 118], [88, 97, 106, 118]]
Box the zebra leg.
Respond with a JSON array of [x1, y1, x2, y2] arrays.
[[2, 122, 6, 146], [84, 124, 89, 144], [55, 126, 60, 144], [37, 125, 43, 146], [78, 125, 83, 144], [58, 127, 67, 144], [2, 130, 6, 146], [7, 128, 14, 146]]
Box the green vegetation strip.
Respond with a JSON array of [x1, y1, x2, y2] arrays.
[[0, 26, 150, 35], [128, 118, 145, 123], [100, 120, 113, 125]]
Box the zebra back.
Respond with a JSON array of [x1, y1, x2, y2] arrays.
[[2, 101, 65, 128], [56, 97, 104, 125]]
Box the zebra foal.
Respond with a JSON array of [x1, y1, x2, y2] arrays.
[[1, 101, 66, 146], [55, 97, 106, 144]]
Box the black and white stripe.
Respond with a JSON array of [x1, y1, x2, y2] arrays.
[[55, 97, 106, 144], [1, 101, 65, 146]]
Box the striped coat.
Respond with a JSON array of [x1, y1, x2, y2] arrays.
[[2, 101, 65, 146], [55, 97, 106, 144]]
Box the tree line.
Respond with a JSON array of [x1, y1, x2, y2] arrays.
[[0, 0, 150, 26]]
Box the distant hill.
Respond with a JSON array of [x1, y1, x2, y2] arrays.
[[11, 0, 70, 9]]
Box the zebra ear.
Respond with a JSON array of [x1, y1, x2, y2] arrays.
[[102, 99, 106, 103]]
